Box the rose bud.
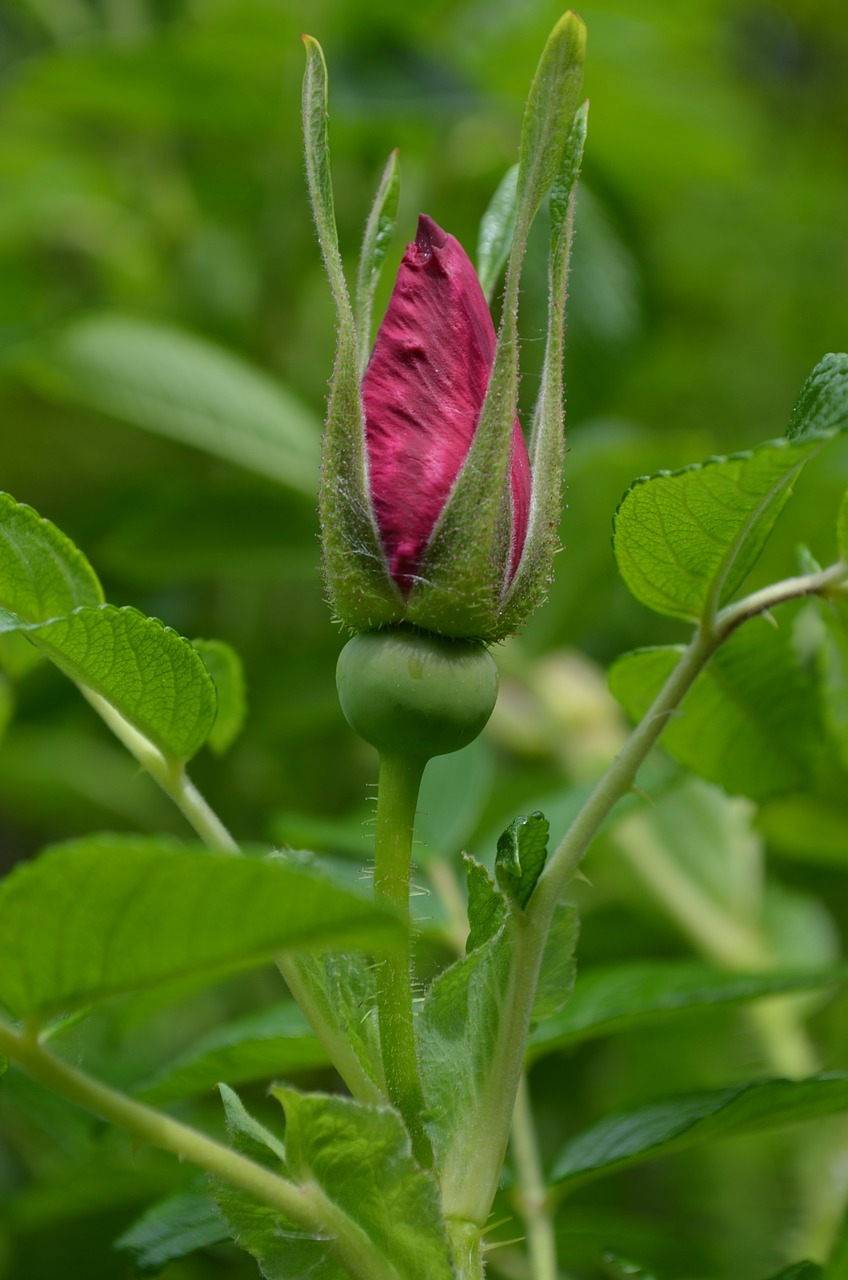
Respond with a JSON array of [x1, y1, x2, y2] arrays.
[[362, 214, 531, 598], [304, 20, 586, 641]]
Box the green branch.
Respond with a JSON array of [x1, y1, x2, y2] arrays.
[[372, 751, 434, 1167]]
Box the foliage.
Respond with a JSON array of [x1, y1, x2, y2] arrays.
[[1, 4, 848, 1280]]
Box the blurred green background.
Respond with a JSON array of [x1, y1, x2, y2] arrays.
[[1, 0, 848, 1277]]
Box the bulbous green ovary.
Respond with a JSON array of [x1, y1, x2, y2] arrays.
[[336, 628, 498, 761]]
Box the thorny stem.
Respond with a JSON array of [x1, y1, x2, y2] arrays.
[[373, 751, 435, 1168], [451, 561, 848, 1234], [510, 1074, 558, 1280]]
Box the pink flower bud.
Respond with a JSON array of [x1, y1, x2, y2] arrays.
[[362, 214, 531, 595]]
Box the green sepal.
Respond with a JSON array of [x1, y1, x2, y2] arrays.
[[477, 164, 519, 305], [495, 811, 550, 911], [502, 100, 589, 631], [355, 149, 400, 374], [302, 36, 400, 632], [406, 13, 586, 640]]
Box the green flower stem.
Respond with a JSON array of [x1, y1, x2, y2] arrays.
[[82, 688, 381, 1105], [510, 1073, 558, 1280], [373, 750, 434, 1168], [0, 1022, 396, 1280]]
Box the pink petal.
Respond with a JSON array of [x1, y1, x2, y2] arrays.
[[363, 214, 529, 593]]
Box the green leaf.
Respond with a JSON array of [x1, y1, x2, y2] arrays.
[[213, 1084, 346, 1280], [219, 1081, 287, 1162], [609, 622, 822, 799], [420, 857, 513, 1190], [273, 1087, 455, 1280], [550, 1073, 848, 1190], [192, 638, 247, 755], [614, 438, 828, 623], [0, 490, 103, 619], [355, 149, 400, 372], [529, 961, 848, 1058], [136, 1002, 326, 1103], [0, 603, 217, 764], [0, 836, 404, 1019], [33, 315, 321, 493], [496, 811, 550, 910], [786, 352, 848, 441], [285, 950, 384, 1094], [212, 1086, 454, 1280], [532, 903, 579, 1021], [477, 163, 519, 305], [115, 1190, 228, 1272]]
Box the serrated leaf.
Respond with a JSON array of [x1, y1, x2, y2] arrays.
[[285, 949, 385, 1095], [786, 353, 848, 441], [136, 1002, 326, 1103], [213, 1086, 335, 1280], [0, 603, 217, 764], [219, 1081, 287, 1162], [609, 622, 822, 799], [465, 854, 508, 951], [31, 316, 321, 493], [550, 1073, 848, 1189], [420, 858, 513, 1189], [0, 836, 404, 1019], [529, 961, 848, 1058], [115, 1190, 228, 1273], [213, 1086, 454, 1280], [496, 811, 549, 910], [613, 436, 833, 623], [0, 491, 103, 618], [192, 637, 247, 754], [532, 903, 579, 1021], [273, 1088, 455, 1280], [477, 164, 519, 304], [355, 149, 400, 372]]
